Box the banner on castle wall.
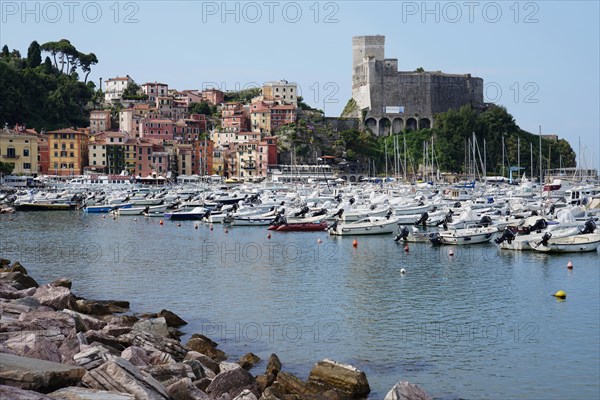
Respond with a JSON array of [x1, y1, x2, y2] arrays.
[[383, 106, 404, 114]]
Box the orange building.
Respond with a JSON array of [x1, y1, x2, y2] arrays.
[[47, 128, 89, 176]]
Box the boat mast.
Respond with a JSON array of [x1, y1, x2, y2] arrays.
[[403, 132, 407, 181], [538, 125, 543, 185], [501, 134, 505, 178], [530, 142, 533, 179], [517, 136, 520, 176]]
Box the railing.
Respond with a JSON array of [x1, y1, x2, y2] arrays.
[[2, 154, 20, 159]]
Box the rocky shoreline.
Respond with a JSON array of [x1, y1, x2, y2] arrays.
[[0, 259, 432, 400]]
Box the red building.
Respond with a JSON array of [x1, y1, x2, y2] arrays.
[[222, 102, 249, 132], [270, 104, 297, 132]]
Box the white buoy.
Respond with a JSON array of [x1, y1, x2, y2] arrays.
[[400, 268, 406, 275]]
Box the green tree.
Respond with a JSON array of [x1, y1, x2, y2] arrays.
[[1, 45, 9, 58], [0, 161, 15, 175], [189, 102, 212, 115], [26, 41, 41, 68]]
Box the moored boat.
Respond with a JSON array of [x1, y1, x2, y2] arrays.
[[328, 216, 399, 236]]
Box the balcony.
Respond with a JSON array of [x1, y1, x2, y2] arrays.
[[2, 154, 20, 159]]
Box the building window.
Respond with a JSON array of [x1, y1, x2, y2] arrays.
[[54, 151, 58, 157], [70, 143, 74, 149], [54, 143, 58, 149], [70, 152, 74, 157], [23, 163, 31, 169]]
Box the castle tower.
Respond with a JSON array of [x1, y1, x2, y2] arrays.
[[352, 35, 385, 114]]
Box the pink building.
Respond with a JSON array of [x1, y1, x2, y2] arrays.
[[222, 102, 249, 132], [135, 139, 166, 177], [140, 118, 175, 140], [142, 82, 168, 103], [270, 104, 297, 131], [201, 89, 224, 105]]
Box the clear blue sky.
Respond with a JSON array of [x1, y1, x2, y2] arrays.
[[1, 1, 599, 169]]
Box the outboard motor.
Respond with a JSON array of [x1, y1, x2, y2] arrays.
[[349, 197, 356, 205], [394, 226, 410, 242], [428, 232, 443, 245], [580, 218, 597, 234], [328, 220, 339, 232], [294, 206, 310, 218], [333, 208, 344, 219], [385, 208, 393, 220], [529, 218, 547, 233], [548, 204, 556, 215], [312, 208, 327, 217], [370, 204, 377, 211], [479, 215, 493, 227], [494, 227, 516, 244], [538, 232, 552, 247], [454, 201, 462, 208], [335, 194, 343, 203], [415, 212, 429, 226], [445, 210, 454, 223], [530, 210, 538, 216]]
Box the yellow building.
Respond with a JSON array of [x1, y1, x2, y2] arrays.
[[48, 128, 89, 176], [250, 101, 272, 133], [212, 147, 226, 176], [0, 128, 39, 175]]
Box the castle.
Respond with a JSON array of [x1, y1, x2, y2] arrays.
[[351, 35, 485, 135]]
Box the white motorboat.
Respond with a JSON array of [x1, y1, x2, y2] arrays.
[[394, 226, 434, 243], [329, 216, 400, 236], [429, 226, 498, 245], [530, 233, 600, 253]]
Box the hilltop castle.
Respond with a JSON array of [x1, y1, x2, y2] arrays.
[[350, 35, 484, 135]]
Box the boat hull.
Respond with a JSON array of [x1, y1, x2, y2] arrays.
[[270, 222, 328, 232], [15, 202, 76, 211]]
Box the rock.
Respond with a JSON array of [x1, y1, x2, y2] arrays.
[[58, 332, 81, 365], [147, 350, 176, 366], [84, 330, 129, 352], [189, 334, 218, 348], [194, 378, 212, 392], [0, 352, 85, 392], [0, 282, 19, 298], [274, 371, 319, 397], [13, 295, 41, 308], [383, 381, 432, 400], [0, 258, 10, 266], [75, 300, 129, 316], [102, 324, 132, 338], [48, 386, 136, 399], [0, 271, 39, 289], [142, 363, 196, 386], [23, 336, 62, 363], [233, 389, 258, 400], [205, 367, 260, 399], [237, 353, 260, 370], [307, 359, 370, 398], [184, 351, 220, 375], [265, 354, 281, 377], [81, 357, 169, 400], [32, 285, 75, 310], [185, 337, 226, 362], [133, 317, 170, 338], [123, 331, 187, 362], [73, 345, 113, 370], [49, 278, 72, 290], [157, 309, 187, 327], [219, 362, 242, 373], [61, 310, 107, 332], [0, 384, 54, 399], [165, 378, 210, 400], [254, 374, 274, 393], [3, 331, 66, 358], [121, 346, 150, 367], [183, 359, 207, 381], [258, 386, 283, 400]]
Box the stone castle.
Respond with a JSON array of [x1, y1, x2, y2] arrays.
[[350, 35, 484, 135]]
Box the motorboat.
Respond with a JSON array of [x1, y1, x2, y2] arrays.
[[328, 216, 399, 236], [429, 226, 498, 245]]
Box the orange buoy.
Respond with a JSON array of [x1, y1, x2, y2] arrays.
[[159, 219, 164, 225], [267, 233, 271, 239], [352, 239, 358, 247], [567, 260, 573, 269], [404, 244, 409, 252]]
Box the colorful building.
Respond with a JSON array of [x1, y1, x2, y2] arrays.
[[104, 76, 133, 103], [0, 126, 39, 175], [262, 80, 298, 106], [90, 110, 112, 134], [47, 128, 89, 176]]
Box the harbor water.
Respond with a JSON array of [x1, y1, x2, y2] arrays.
[[1, 211, 599, 399]]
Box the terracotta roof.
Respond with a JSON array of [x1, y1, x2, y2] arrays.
[[48, 128, 81, 134]]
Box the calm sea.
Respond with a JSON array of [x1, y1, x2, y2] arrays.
[[1, 211, 599, 399]]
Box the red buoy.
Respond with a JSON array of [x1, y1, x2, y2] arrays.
[[352, 239, 358, 247]]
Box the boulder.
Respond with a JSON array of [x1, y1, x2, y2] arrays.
[[0, 258, 10, 266], [84, 330, 129, 352], [102, 324, 132, 338], [165, 378, 210, 400], [124, 331, 187, 362], [183, 359, 207, 381], [274, 371, 319, 397], [73, 345, 113, 370], [58, 332, 81, 365], [142, 363, 196, 386], [383, 381, 432, 400], [0, 384, 54, 399], [133, 317, 170, 338], [0, 271, 39, 289], [307, 359, 370, 398], [48, 386, 136, 399], [237, 353, 260, 370], [33, 285, 75, 310], [49, 278, 72, 290], [205, 367, 260, 399], [219, 362, 242, 373], [147, 350, 176, 366], [3, 331, 65, 358], [75, 300, 129, 316], [184, 351, 219, 378], [233, 389, 258, 400], [23, 336, 62, 363], [157, 309, 187, 327], [185, 337, 226, 362], [0, 352, 85, 392], [194, 378, 212, 392], [254, 374, 274, 393], [81, 357, 169, 400], [61, 310, 107, 332], [121, 346, 150, 367], [265, 354, 281, 377]]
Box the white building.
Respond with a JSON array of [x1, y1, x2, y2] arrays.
[[142, 82, 169, 103], [104, 75, 133, 103], [262, 80, 298, 106]]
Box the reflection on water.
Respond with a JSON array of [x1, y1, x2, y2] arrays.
[[1, 211, 599, 399]]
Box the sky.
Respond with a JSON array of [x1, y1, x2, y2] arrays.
[[1, 0, 599, 170]]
